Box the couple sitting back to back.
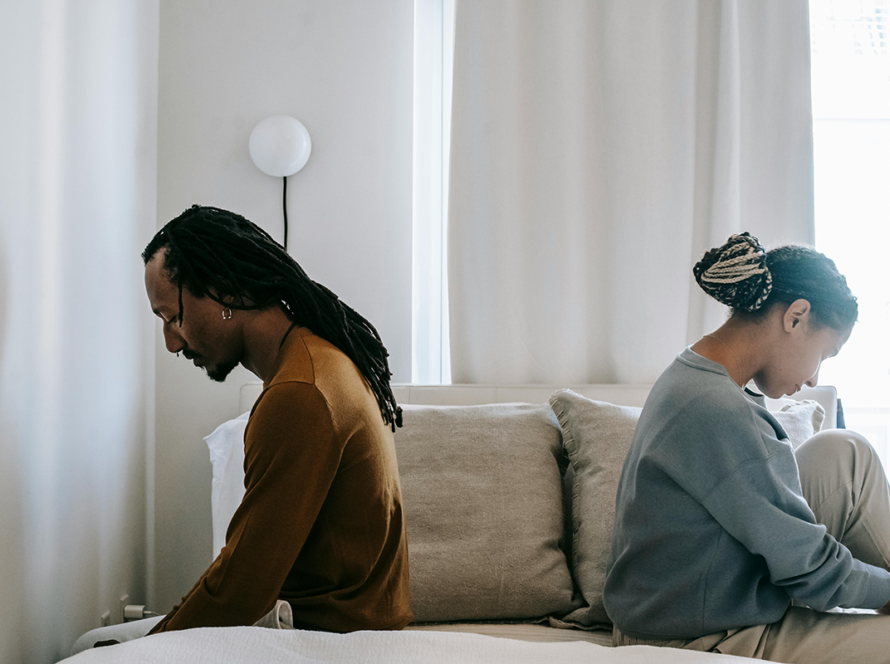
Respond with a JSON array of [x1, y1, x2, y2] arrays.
[[76, 207, 890, 664]]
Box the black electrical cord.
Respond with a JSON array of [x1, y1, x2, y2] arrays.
[[282, 175, 289, 250]]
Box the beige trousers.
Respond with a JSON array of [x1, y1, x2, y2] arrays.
[[614, 429, 890, 664]]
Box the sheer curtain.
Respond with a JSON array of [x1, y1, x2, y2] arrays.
[[0, 1, 157, 660], [447, 0, 815, 384]]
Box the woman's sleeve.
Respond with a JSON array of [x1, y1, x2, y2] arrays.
[[700, 448, 890, 611], [654, 403, 890, 612]]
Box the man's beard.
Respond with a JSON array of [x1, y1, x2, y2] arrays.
[[182, 348, 237, 383], [206, 359, 238, 383]]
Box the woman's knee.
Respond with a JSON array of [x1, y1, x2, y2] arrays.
[[795, 429, 881, 479], [796, 428, 877, 467]]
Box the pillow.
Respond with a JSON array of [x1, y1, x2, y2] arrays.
[[771, 399, 825, 449], [204, 412, 249, 559], [395, 403, 580, 623], [548, 390, 640, 629]]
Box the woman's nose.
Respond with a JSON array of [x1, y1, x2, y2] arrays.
[[805, 367, 820, 388]]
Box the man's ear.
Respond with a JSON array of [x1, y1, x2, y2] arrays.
[[783, 298, 812, 333], [215, 292, 252, 309]]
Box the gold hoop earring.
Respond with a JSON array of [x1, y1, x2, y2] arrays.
[[222, 308, 233, 320]]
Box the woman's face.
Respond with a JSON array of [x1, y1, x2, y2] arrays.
[[753, 306, 852, 399]]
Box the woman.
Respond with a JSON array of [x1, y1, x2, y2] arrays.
[[603, 233, 890, 663]]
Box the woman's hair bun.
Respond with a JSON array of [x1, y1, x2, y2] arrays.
[[693, 232, 773, 311]]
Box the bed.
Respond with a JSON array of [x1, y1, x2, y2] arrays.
[[65, 624, 756, 663]]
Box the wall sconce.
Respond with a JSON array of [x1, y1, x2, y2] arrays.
[[249, 115, 312, 250]]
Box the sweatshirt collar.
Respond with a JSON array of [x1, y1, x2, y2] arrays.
[[678, 347, 765, 405]]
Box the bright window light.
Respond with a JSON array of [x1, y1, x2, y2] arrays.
[[412, 0, 454, 384], [810, 0, 890, 457]]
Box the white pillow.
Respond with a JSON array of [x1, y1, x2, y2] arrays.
[[204, 412, 249, 559], [771, 399, 825, 449]]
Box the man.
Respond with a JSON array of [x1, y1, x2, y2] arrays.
[[73, 205, 411, 651]]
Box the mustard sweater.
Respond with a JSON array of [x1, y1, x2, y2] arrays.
[[151, 327, 412, 633]]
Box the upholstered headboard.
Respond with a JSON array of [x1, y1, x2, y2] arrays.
[[239, 382, 838, 430]]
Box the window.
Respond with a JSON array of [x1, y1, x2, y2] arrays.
[[810, 0, 890, 458], [412, 0, 455, 384]]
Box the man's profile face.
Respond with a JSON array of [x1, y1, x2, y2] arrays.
[[144, 249, 241, 382]]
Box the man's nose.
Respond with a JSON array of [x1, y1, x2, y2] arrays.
[[163, 324, 186, 354]]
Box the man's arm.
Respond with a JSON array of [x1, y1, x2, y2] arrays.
[[150, 382, 339, 632]]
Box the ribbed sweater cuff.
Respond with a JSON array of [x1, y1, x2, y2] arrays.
[[859, 567, 890, 610]]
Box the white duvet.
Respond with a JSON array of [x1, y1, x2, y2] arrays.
[[62, 627, 753, 664]]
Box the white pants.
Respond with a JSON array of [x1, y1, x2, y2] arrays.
[[70, 599, 294, 656], [615, 429, 890, 664]]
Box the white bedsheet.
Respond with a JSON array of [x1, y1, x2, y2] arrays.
[[61, 627, 755, 663]]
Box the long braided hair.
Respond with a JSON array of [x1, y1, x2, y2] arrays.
[[693, 232, 858, 331], [143, 205, 403, 430]]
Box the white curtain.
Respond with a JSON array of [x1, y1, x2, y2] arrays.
[[448, 0, 814, 384], [0, 1, 158, 661]]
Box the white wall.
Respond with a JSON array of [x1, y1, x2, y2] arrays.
[[0, 1, 159, 661], [153, 0, 413, 612]]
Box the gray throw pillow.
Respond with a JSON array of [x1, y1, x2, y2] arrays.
[[395, 403, 580, 623], [549, 389, 640, 628]]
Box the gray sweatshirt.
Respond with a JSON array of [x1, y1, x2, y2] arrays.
[[603, 348, 890, 640]]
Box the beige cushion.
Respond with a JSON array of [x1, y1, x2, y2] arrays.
[[549, 390, 640, 628], [395, 403, 579, 623]]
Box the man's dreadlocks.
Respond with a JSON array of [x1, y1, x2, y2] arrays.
[[142, 205, 403, 430]]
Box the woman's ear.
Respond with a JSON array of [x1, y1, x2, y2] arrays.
[[783, 299, 812, 333]]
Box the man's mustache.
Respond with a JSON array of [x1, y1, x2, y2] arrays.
[[182, 349, 199, 361]]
